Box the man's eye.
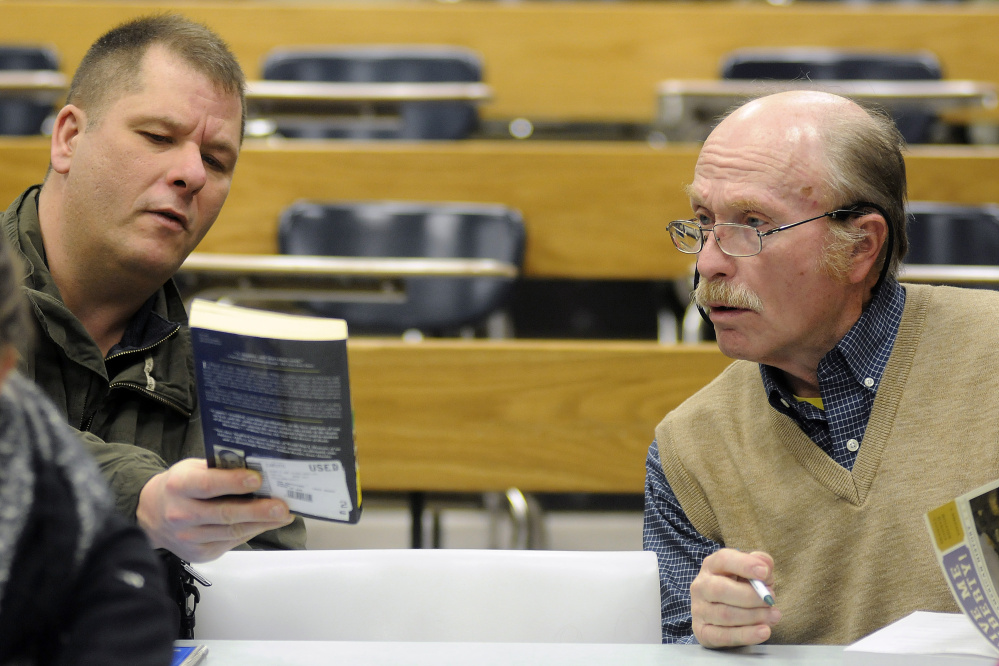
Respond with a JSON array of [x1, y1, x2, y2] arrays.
[[203, 154, 225, 171], [745, 216, 768, 229], [695, 213, 712, 226], [142, 132, 170, 143]]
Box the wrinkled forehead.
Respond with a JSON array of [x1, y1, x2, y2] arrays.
[[690, 92, 866, 210], [691, 116, 829, 206]]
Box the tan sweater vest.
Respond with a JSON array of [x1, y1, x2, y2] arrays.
[[656, 283, 999, 644]]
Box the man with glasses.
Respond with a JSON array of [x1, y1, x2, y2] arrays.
[[644, 90, 999, 646]]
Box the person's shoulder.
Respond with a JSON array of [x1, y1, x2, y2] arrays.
[[898, 284, 999, 365], [1, 185, 42, 241], [908, 283, 999, 326], [4, 371, 71, 432], [2, 371, 112, 497], [662, 358, 757, 423]]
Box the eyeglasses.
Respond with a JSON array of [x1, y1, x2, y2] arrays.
[[667, 209, 864, 258]]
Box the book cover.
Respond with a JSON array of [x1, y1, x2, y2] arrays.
[[172, 645, 208, 666], [189, 299, 361, 523], [925, 479, 999, 654]]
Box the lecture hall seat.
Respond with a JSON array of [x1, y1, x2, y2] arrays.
[[0, 44, 60, 135], [722, 47, 945, 143], [260, 45, 484, 140]]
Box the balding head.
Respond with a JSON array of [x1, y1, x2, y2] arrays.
[[723, 89, 867, 122], [703, 90, 908, 280], [705, 92, 868, 196]]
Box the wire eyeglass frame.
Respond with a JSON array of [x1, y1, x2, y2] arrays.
[[668, 208, 866, 258]]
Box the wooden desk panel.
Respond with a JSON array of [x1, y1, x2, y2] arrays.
[[0, 139, 50, 197], [2, 139, 999, 279], [4, 3, 999, 122], [905, 147, 999, 203], [346, 339, 732, 493], [216, 141, 695, 279]]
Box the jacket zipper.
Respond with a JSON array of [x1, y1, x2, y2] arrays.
[[82, 380, 192, 432], [104, 324, 181, 362], [81, 325, 190, 431]]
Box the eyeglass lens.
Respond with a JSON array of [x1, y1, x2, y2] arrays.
[[670, 222, 762, 257]]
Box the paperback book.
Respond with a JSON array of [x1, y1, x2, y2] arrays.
[[925, 479, 999, 654], [189, 299, 361, 523]]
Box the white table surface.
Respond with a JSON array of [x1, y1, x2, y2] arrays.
[[174, 640, 998, 665]]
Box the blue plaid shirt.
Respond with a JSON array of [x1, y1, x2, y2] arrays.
[[643, 280, 906, 643]]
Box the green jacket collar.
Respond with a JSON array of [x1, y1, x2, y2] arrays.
[[7, 185, 196, 415]]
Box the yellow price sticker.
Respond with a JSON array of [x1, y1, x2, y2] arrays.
[[927, 500, 964, 552]]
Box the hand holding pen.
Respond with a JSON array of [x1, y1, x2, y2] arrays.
[[689, 548, 782, 649]]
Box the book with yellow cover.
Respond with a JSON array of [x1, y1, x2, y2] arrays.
[[188, 299, 361, 523], [925, 479, 999, 652]]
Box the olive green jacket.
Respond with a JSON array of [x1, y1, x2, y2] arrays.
[[4, 185, 305, 550]]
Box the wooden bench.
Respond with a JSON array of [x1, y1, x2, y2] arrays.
[[2, 138, 999, 279], [4, 2, 999, 123], [346, 339, 732, 494]]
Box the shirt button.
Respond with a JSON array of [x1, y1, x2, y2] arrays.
[[864, 377, 875, 388], [847, 439, 860, 452], [780, 399, 790, 408]]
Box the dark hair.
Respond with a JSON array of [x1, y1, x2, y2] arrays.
[[0, 236, 32, 354], [65, 14, 246, 140], [820, 102, 909, 280]]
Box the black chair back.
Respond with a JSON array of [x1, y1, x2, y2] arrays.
[[906, 202, 999, 266], [278, 201, 525, 334], [0, 45, 59, 135], [722, 48, 941, 81], [262, 46, 483, 139], [721, 48, 942, 143]]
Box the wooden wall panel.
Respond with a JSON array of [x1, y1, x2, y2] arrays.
[[3, 2, 999, 122]]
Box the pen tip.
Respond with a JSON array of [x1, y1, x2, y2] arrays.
[[764, 595, 775, 607]]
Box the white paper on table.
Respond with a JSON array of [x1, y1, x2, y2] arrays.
[[845, 611, 999, 658]]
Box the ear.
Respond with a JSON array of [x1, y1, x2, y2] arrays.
[[847, 213, 889, 286], [49, 104, 86, 175]]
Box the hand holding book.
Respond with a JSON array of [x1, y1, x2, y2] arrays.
[[189, 300, 361, 524]]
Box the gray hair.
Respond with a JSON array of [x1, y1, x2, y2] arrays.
[[819, 102, 908, 281]]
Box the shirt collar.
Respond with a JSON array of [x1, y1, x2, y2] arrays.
[[823, 278, 905, 391], [107, 292, 181, 356], [761, 279, 906, 406]]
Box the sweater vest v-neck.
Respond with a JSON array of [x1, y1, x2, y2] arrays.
[[656, 283, 999, 644]]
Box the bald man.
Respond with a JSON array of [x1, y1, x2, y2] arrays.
[[643, 91, 999, 646]]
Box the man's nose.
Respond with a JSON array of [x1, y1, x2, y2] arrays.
[[168, 143, 207, 194], [695, 228, 734, 280]]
